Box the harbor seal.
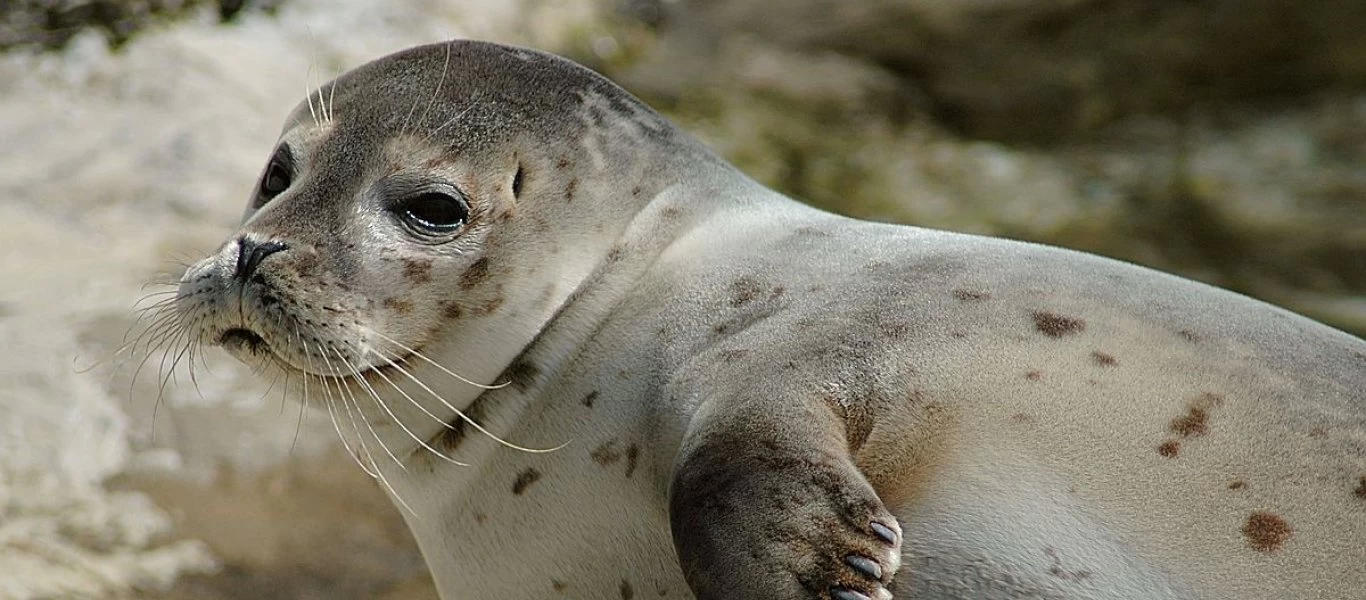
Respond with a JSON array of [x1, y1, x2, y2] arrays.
[[170, 40, 1366, 599]]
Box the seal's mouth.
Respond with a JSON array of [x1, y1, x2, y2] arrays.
[[215, 325, 412, 381], [219, 327, 268, 354]]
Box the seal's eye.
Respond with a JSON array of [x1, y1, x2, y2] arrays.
[[395, 192, 469, 237], [258, 146, 294, 203], [260, 160, 291, 198]]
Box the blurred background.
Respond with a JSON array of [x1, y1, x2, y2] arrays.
[[0, 0, 1362, 598]]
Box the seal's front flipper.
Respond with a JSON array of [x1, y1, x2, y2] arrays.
[[669, 399, 903, 600]]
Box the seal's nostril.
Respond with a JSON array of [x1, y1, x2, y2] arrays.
[[233, 237, 289, 282]]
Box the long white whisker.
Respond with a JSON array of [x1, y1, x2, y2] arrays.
[[151, 333, 194, 436], [304, 63, 319, 127], [370, 346, 567, 455], [330, 350, 406, 473], [363, 328, 507, 390], [360, 359, 470, 467], [413, 42, 452, 136], [289, 327, 311, 454], [335, 354, 411, 473], [424, 105, 475, 143], [325, 78, 337, 124], [329, 351, 419, 519], [316, 343, 378, 478]]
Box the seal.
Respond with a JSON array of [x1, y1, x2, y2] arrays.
[[170, 40, 1366, 600]]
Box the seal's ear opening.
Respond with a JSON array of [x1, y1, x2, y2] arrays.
[[512, 163, 525, 199]]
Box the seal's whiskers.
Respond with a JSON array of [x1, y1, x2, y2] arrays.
[[287, 327, 312, 454], [329, 349, 419, 519], [303, 64, 320, 128], [337, 352, 436, 471], [364, 328, 506, 390], [414, 42, 450, 137], [322, 348, 395, 471], [363, 338, 569, 455], [360, 359, 471, 466], [309, 340, 377, 479], [422, 105, 475, 145]]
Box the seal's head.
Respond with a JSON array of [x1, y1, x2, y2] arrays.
[[174, 40, 694, 389]]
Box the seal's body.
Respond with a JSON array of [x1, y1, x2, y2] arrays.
[[173, 41, 1365, 600]]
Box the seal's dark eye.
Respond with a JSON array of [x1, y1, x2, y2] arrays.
[[395, 192, 469, 237], [260, 160, 291, 198]]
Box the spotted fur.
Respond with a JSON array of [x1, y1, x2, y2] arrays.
[[174, 41, 1366, 600]]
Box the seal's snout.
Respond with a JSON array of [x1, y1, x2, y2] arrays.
[[233, 237, 289, 282]]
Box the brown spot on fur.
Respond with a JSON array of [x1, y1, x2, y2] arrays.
[[555, 156, 570, 169], [460, 257, 490, 289], [625, 444, 639, 478], [1011, 413, 1034, 423], [1309, 427, 1328, 438], [1171, 408, 1209, 437], [581, 391, 598, 408], [1228, 480, 1246, 490], [605, 245, 626, 264], [442, 302, 463, 319], [1032, 311, 1085, 337], [437, 395, 489, 453], [1178, 329, 1200, 342], [383, 297, 413, 315], [1243, 512, 1292, 552], [620, 580, 634, 600], [1158, 440, 1181, 457], [1091, 351, 1118, 366], [474, 512, 487, 524], [402, 258, 432, 284], [1171, 392, 1223, 437], [564, 177, 578, 202], [730, 276, 763, 307], [591, 441, 622, 466], [1354, 476, 1366, 500], [552, 580, 567, 593], [504, 359, 540, 392], [512, 468, 541, 495], [424, 155, 450, 169], [631, 186, 642, 196], [953, 289, 988, 301], [1025, 370, 1043, 381]]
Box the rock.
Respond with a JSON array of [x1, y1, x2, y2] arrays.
[[0, 0, 285, 50], [661, 0, 1366, 143]]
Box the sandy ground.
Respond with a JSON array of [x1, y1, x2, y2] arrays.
[[0, 1, 599, 597]]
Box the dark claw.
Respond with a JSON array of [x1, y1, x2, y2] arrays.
[[870, 521, 898, 545], [831, 587, 872, 600], [845, 554, 883, 580]]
